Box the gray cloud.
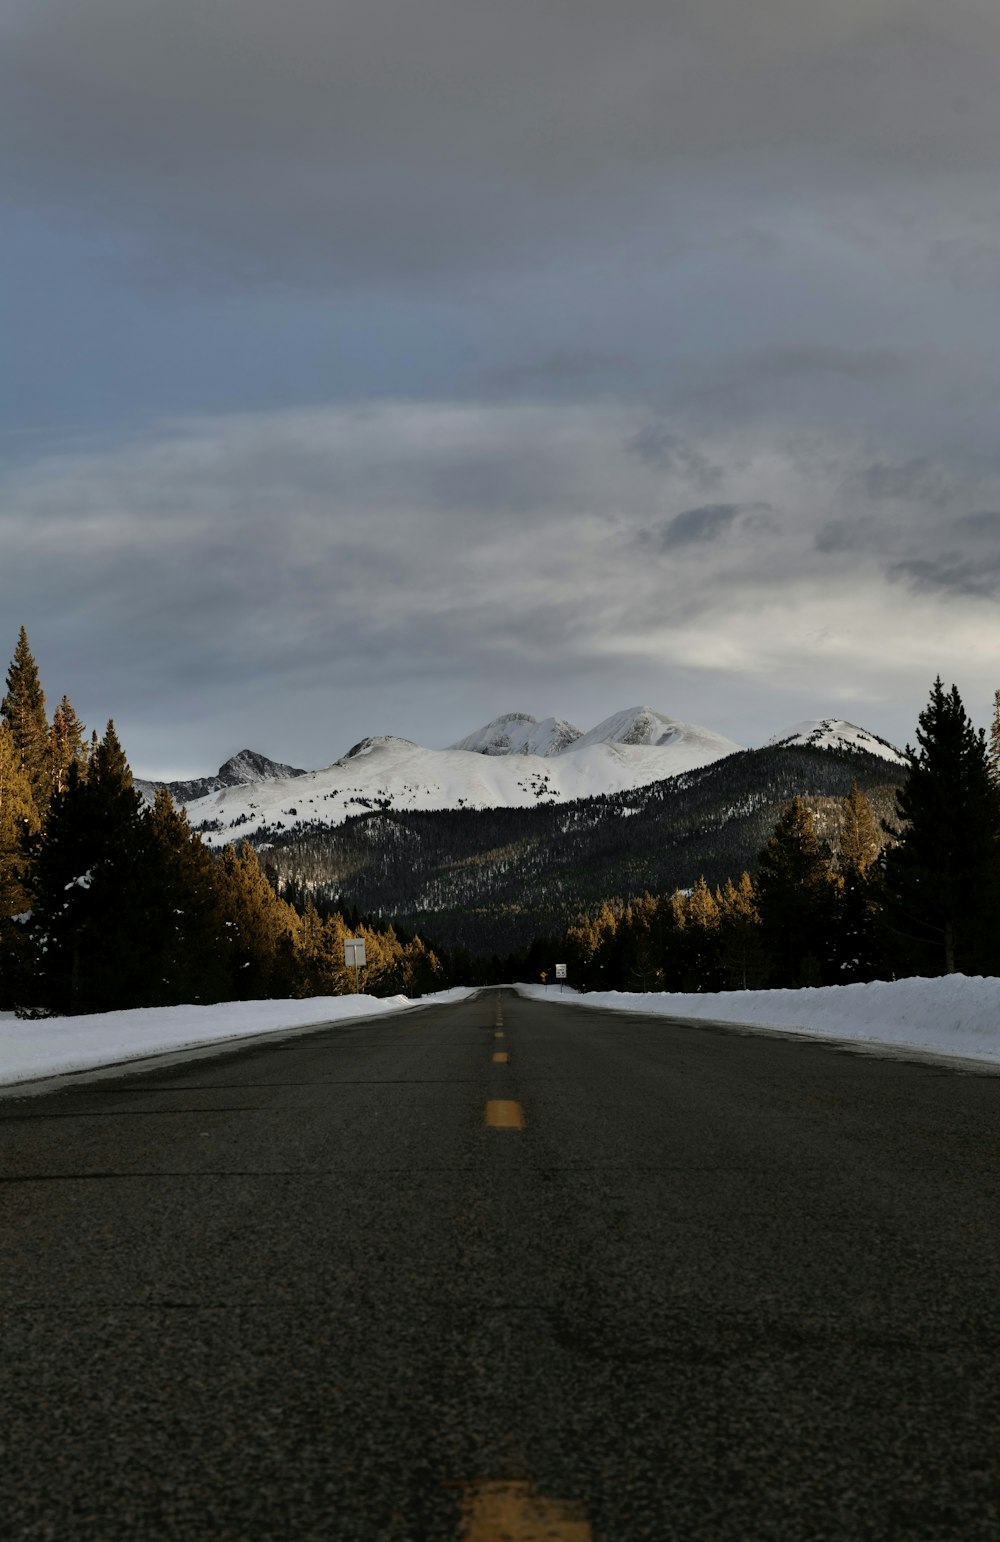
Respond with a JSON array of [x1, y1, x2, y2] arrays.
[[954, 510, 1000, 535], [479, 349, 641, 397], [4, 1, 1000, 292], [887, 553, 1000, 599], [652, 502, 775, 549], [626, 425, 724, 490], [6, 400, 1000, 771], [856, 457, 959, 507], [7, 3, 1000, 769], [815, 518, 877, 554]]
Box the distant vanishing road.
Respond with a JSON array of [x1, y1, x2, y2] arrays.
[[3, 991, 1000, 1540]]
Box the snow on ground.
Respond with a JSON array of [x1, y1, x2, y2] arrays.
[[0, 988, 474, 1088], [517, 976, 1000, 1067]]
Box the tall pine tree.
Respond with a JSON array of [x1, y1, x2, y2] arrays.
[[756, 797, 837, 986], [1, 627, 49, 813], [884, 678, 1000, 976], [48, 696, 88, 797], [28, 721, 153, 1013], [0, 722, 39, 1006], [833, 782, 884, 983]]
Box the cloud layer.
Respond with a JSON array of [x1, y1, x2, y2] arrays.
[[5, 400, 1000, 773], [4, 3, 1000, 769]]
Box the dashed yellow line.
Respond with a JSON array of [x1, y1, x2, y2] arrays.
[[484, 1099, 525, 1129], [494, 1030, 505, 1039], [458, 1481, 590, 1540], [491, 1051, 509, 1064]]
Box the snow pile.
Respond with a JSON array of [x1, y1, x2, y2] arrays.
[[517, 975, 1000, 1066], [0, 988, 474, 1088]]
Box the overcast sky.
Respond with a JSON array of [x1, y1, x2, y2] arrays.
[[5, 0, 1000, 775]]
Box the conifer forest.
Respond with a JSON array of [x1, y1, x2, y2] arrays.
[[3, 626, 1000, 1016]]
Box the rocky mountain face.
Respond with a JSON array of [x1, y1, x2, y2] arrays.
[[135, 749, 307, 807]]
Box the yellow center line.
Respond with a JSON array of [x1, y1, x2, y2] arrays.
[[484, 1099, 525, 1129], [494, 1030, 505, 1039], [491, 1051, 509, 1064], [458, 1481, 591, 1540]]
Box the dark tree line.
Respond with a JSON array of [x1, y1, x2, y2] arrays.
[[541, 679, 1000, 993], [0, 630, 448, 1015]]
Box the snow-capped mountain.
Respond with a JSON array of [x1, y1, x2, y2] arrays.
[[158, 707, 906, 851], [574, 706, 734, 755], [135, 749, 307, 807], [184, 707, 742, 848], [449, 712, 582, 757], [766, 719, 908, 766]]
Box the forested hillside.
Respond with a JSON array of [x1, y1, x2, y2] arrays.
[[257, 744, 905, 953]]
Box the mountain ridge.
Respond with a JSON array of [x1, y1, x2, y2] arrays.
[[181, 706, 745, 846], [135, 748, 307, 807], [135, 708, 906, 847], [259, 739, 907, 954]]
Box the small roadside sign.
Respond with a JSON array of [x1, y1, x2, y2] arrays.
[[555, 964, 567, 980], [344, 937, 367, 991]]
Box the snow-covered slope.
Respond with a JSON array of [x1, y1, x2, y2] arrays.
[[186, 709, 742, 847], [135, 748, 307, 807], [766, 718, 907, 766], [449, 712, 582, 757], [574, 705, 738, 757], [168, 707, 904, 850]]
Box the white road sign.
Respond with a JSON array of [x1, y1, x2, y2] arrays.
[[344, 938, 367, 969]]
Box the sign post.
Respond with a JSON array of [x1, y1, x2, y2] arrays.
[[555, 963, 567, 992], [344, 937, 367, 994]]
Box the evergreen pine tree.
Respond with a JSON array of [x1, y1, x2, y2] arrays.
[[0, 723, 40, 1006], [832, 783, 884, 983], [48, 696, 88, 797], [618, 894, 662, 991], [679, 876, 721, 991], [716, 872, 764, 990], [1, 627, 49, 812], [756, 797, 837, 986], [144, 789, 230, 1005], [990, 689, 1000, 786], [884, 678, 1000, 975], [28, 721, 153, 1013], [211, 842, 299, 999], [839, 781, 881, 875], [0, 721, 38, 916]]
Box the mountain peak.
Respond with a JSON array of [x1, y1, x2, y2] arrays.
[[766, 718, 907, 765], [574, 706, 742, 756], [135, 748, 306, 806], [217, 748, 307, 784], [449, 713, 582, 757]]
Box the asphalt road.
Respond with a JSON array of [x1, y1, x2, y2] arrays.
[[3, 990, 1000, 1541]]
